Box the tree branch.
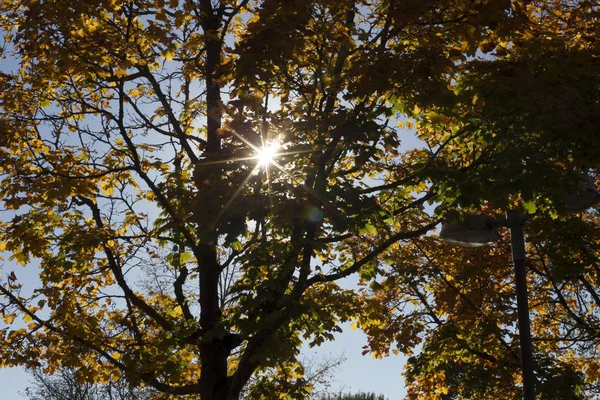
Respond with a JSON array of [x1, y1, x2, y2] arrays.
[[309, 220, 440, 284]]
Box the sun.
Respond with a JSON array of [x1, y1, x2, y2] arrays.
[[256, 141, 281, 166]]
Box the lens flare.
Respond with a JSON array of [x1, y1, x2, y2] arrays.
[[256, 142, 280, 166]]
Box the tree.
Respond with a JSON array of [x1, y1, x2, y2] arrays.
[[25, 367, 156, 400], [0, 1, 433, 398], [350, 1, 600, 398], [0, 0, 595, 399], [356, 209, 600, 399]]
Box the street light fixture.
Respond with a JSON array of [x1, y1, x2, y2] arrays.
[[440, 214, 501, 247], [439, 173, 599, 400]]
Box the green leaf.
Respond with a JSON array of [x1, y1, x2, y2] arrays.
[[359, 223, 377, 235], [522, 200, 537, 214]]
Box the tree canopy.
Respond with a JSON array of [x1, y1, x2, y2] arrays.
[[0, 0, 598, 399]]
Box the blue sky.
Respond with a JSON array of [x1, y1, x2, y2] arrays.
[[302, 271, 410, 399], [303, 324, 408, 399], [0, 320, 409, 400]]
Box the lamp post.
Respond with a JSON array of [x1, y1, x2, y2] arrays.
[[507, 210, 535, 400], [441, 211, 536, 399], [439, 173, 599, 400]]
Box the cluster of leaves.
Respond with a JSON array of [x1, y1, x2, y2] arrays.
[[0, 0, 597, 398], [414, 0, 600, 216]]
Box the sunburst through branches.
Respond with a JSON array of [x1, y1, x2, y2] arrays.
[[255, 141, 281, 167], [199, 126, 336, 235]]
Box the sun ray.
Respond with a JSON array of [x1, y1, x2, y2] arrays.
[[273, 148, 325, 157], [196, 156, 259, 166], [228, 129, 261, 153], [201, 125, 346, 233], [265, 162, 275, 211], [223, 123, 337, 168]]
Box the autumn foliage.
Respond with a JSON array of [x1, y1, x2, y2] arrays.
[[0, 0, 599, 399]]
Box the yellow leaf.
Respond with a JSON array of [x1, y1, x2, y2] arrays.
[[98, 370, 111, 384], [101, 181, 115, 196], [112, 352, 121, 360], [163, 50, 175, 61]]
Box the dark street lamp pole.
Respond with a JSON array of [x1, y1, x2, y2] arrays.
[[441, 212, 536, 400], [507, 210, 535, 400]]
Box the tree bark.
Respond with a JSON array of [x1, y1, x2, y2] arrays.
[[198, 4, 229, 398]]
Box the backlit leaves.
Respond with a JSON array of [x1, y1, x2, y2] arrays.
[[0, 0, 597, 398]]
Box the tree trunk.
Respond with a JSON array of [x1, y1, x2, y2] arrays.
[[198, 8, 231, 397]]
